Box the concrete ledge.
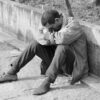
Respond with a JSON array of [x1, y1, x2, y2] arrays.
[[80, 21, 100, 77], [81, 73, 100, 93]]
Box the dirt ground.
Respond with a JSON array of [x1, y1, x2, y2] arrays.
[[0, 49, 100, 100]]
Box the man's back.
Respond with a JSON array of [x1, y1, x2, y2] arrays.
[[54, 17, 89, 84]]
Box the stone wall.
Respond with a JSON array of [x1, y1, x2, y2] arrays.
[[0, 0, 43, 42]]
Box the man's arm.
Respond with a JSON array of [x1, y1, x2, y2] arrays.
[[54, 20, 83, 45]]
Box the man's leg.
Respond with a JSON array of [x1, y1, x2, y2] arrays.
[[8, 42, 56, 75], [34, 45, 75, 95], [7, 40, 40, 75], [46, 45, 75, 83], [40, 61, 48, 75], [0, 40, 39, 82], [0, 40, 56, 82], [62, 47, 75, 75]]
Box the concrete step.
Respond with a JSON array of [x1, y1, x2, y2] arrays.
[[81, 73, 100, 93]]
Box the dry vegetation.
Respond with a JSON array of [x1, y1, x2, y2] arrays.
[[12, 0, 100, 25]]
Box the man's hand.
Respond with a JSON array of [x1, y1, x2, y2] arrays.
[[38, 27, 50, 45], [54, 32, 63, 44], [39, 27, 56, 44], [49, 33, 55, 44], [44, 32, 55, 44], [39, 27, 50, 40]]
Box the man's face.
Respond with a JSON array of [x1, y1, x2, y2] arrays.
[[45, 23, 54, 33], [45, 15, 63, 33]]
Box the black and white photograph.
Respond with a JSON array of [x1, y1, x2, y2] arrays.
[[0, 0, 100, 100]]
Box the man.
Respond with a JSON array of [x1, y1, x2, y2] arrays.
[[0, 9, 88, 95], [33, 10, 89, 95]]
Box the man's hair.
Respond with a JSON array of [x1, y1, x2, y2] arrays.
[[41, 10, 60, 26]]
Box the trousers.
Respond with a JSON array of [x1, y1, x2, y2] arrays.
[[9, 40, 75, 83]]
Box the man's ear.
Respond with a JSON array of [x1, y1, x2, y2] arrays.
[[55, 16, 63, 25], [55, 18, 59, 23]]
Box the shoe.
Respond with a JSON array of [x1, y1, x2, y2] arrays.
[[33, 77, 50, 95], [0, 72, 17, 83]]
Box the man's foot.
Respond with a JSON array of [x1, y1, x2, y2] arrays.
[[0, 72, 17, 83], [33, 77, 50, 95]]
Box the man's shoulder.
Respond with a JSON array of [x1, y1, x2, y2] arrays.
[[63, 17, 81, 30], [68, 17, 80, 25]]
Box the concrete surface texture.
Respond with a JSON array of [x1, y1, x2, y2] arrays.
[[0, 52, 100, 100]]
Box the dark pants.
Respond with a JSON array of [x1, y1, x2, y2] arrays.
[[9, 40, 75, 83]]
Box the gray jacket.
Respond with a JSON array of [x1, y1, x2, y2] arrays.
[[38, 17, 89, 84]]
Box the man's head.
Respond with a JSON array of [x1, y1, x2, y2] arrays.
[[41, 9, 63, 32]]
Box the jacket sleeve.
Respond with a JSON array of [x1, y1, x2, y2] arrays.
[[55, 20, 83, 45]]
